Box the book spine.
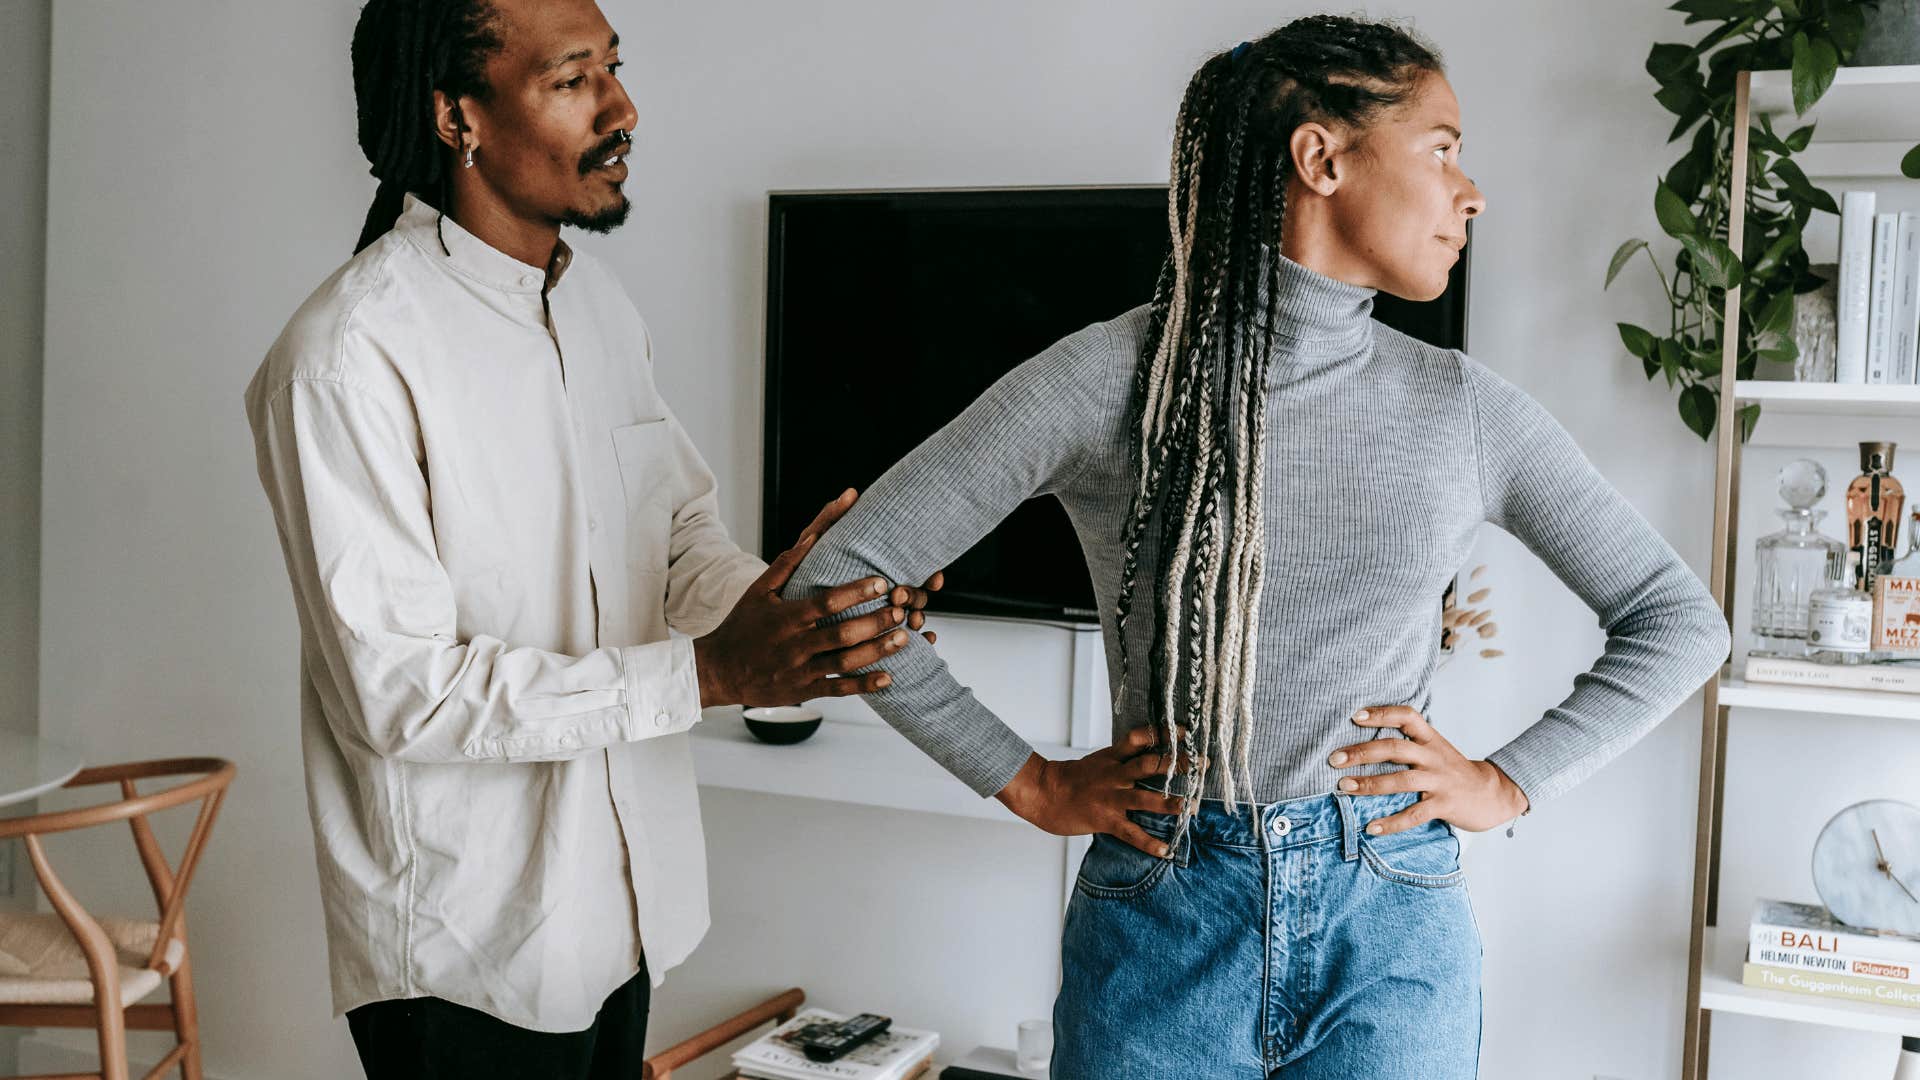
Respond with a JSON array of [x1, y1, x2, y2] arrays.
[[1895, 212, 1920, 385], [1869, 213, 1900, 384], [1752, 944, 1920, 984], [1743, 962, 1920, 1010], [1838, 191, 1878, 384], [1742, 656, 1920, 693], [1753, 922, 1920, 965]]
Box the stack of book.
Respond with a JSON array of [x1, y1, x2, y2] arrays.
[[732, 1008, 940, 1080], [1836, 191, 1920, 386], [1744, 898, 1920, 1011], [1743, 652, 1920, 694]]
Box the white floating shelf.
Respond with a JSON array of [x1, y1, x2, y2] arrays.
[[1736, 380, 1920, 417], [1718, 671, 1920, 722], [1749, 65, 1920, 144], [690, 708, 1095, 822], [1702, 925, 1920, 1037]]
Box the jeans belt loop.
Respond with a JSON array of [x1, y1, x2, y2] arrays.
[[1335, 793, 1360, 862]]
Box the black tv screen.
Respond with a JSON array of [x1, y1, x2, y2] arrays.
[[763, 186, 1471, 625]]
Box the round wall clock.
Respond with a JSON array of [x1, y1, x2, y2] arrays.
[[1812, 799, 1920, 936]]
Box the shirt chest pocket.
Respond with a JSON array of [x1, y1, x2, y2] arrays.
[[611, 419, 673, 579]]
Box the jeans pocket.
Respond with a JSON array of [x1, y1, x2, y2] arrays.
[[1358, 823, 1467, 889], [1073, 813, 1185, 900]]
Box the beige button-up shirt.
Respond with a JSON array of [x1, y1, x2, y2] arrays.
[[244, 195, 764, 1032]]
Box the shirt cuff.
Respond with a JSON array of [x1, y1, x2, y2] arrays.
[[622, 631, 702, 739]]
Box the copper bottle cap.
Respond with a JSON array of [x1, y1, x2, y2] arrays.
[[1861, 441, 1897, 474]]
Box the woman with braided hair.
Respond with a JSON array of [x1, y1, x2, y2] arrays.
[[784, 13, 1728, 1077]]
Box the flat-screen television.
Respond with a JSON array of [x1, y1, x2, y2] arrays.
[[763, 186, 1471, 625]]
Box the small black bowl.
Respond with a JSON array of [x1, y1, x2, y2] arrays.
[[742, 706, 823, 745]]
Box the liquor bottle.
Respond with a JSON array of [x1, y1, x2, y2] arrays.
[[1846, 441, 1905, 597], [1808, 579, 1875, 664], [1751, 459, 1847, 657]]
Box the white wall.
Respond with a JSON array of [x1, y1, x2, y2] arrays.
[[30, 1, 1914, 1077]]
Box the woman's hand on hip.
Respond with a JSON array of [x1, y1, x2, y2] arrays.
[[993, 726, 1199, 858], [1327, 705, 1529, 835]]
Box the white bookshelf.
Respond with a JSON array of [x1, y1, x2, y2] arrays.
[[1749, 65, 1920, 145], [1701, 926, 1920, 1038], [1685, 66, 1920, 1078], [1737, 381, 1920, 417]]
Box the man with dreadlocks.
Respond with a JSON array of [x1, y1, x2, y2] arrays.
[[243, 0, 943, 1075], [783, 14, 1730, 1079]]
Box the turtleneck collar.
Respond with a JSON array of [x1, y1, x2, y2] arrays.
[[1263, 251, 1377, 358]]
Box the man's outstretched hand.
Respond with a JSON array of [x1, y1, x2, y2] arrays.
[[694, 488, 944, 707]]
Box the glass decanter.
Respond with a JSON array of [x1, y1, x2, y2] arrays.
[[1751, 458, 1847, 657]]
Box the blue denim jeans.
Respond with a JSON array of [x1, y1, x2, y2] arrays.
[[1051, 791, 1482, 1079]]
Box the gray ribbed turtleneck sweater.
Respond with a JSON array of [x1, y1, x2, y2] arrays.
[[780, 254, 1731, 808]]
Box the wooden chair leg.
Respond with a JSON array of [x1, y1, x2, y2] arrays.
[[168, 954, 201, 1080], [95, 985, 130, 1080]]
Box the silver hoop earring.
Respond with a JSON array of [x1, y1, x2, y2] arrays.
[[463, 145, 475, 169]]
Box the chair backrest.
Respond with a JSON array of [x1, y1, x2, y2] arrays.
[[0, 758, 237, 975]]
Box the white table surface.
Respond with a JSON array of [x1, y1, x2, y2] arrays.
[[0, 732, 83, 809]]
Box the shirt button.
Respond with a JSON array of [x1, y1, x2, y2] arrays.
[[521, 273, 539, 287], [1270, 816, 1292, 839], [655, 712, 672, 729], [588, 515, 600, 532]]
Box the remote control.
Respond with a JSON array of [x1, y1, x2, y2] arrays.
[[795, 1013, 892, 1062]]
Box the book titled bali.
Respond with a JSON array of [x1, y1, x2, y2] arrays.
[[1751, 899, 1920, 966]]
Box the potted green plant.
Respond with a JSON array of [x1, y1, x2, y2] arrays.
[[1606, 0, 1920, 443]]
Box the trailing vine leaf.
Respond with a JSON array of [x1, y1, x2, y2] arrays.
[[1770, 158, 1838, 214], [1680, 234, 1743, 289], [1618, 322, 1656, 354], [1826, 3, 1867, 54], [1755, 286, 1795, 339], [1905, 143, 1920, 180], [1680, 384, 1719, 439], [1647, 42, 1700, 82], [1659, 338, 1688, 387], [1675, 0, 1758, 23], [1789, 32, 1837, 115], [1656, 181, 1701, 237], [1607, 240, 1650, 288], [1750, 225, 1799, 276]]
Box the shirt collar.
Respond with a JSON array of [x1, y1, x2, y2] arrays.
[[395, 194, 575, 295]]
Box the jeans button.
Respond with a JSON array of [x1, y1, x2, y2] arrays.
[[1270, 815, 1292, 838]]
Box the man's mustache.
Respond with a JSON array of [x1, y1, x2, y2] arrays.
[[579, 131, 632, 175]]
